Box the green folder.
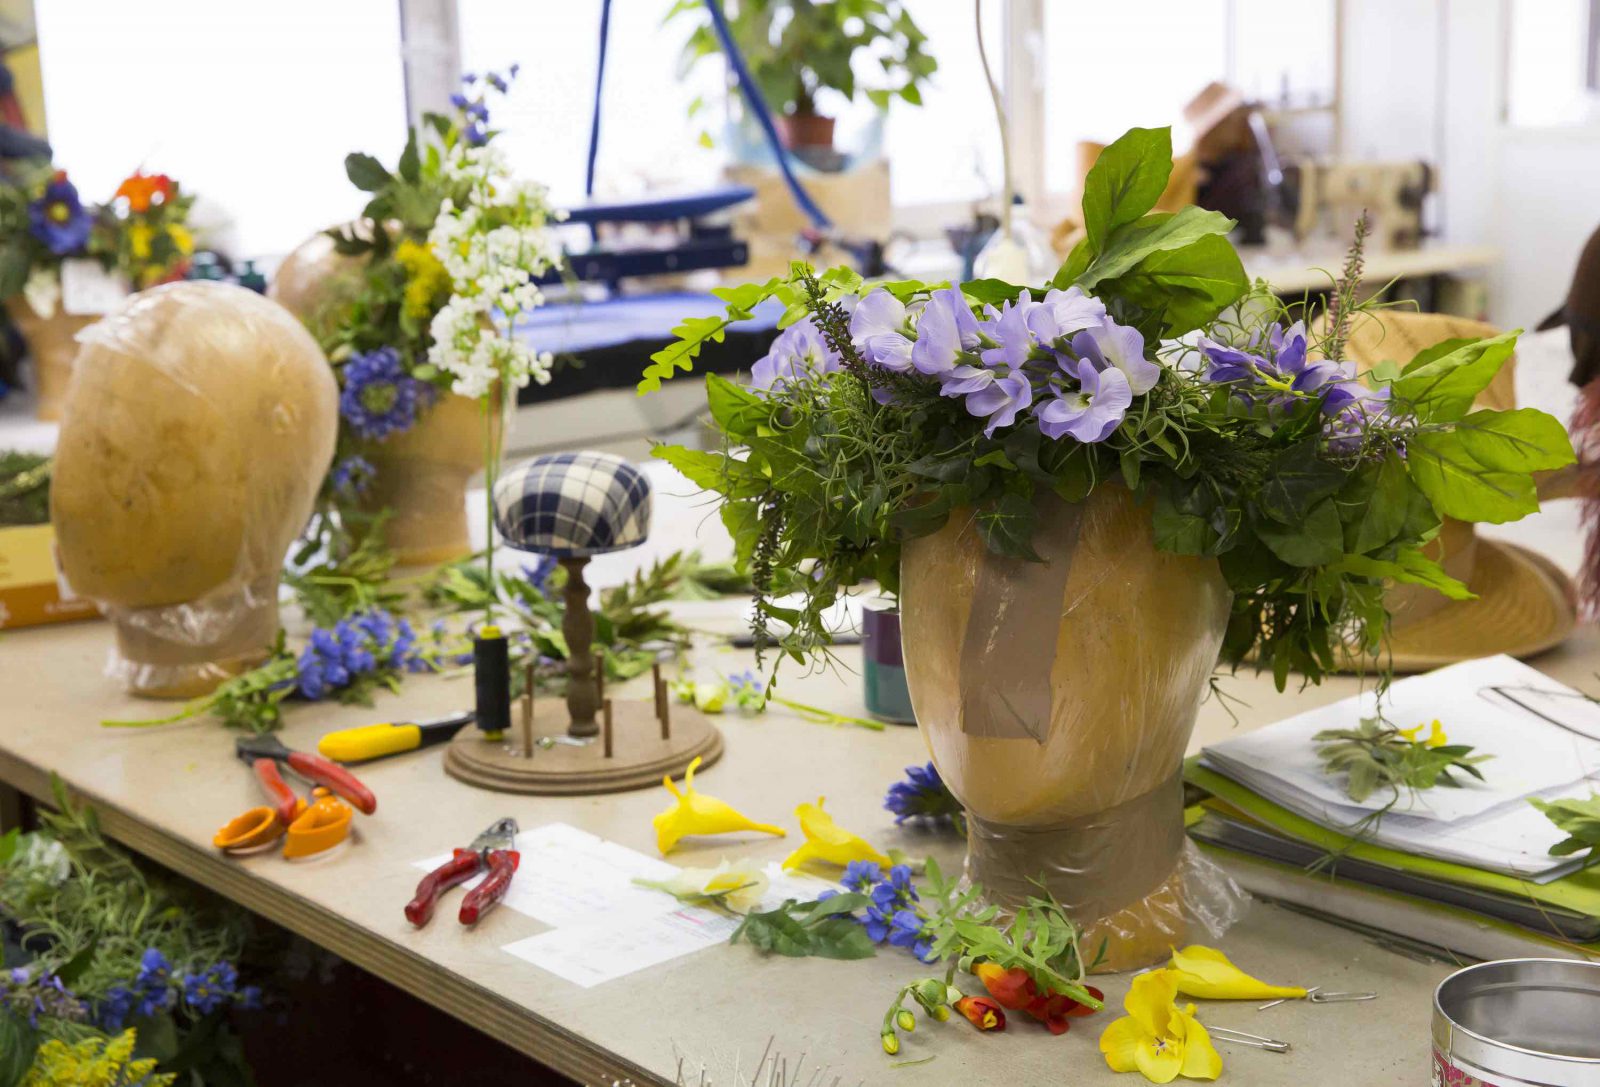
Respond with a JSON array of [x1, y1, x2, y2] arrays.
[[1183, 758, 1600, 919]]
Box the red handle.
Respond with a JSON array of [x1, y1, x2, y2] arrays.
[[252, 758, 300, 828], [459, 849, 519, 926], [405, 849, 482, 927], [287, 751, 377, 815]]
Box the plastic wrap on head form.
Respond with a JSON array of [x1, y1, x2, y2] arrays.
[[900, 484, 1247, 971], [51, 281, 338, 699], [267, 224, 369, 344]]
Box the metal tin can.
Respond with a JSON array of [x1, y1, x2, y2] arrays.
[[1432, 958, 1600, 1086], [861, 597, 915, 725]]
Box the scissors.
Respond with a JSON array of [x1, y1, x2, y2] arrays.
[[213, 735, 377, 859], [405, 817, 520, 927]]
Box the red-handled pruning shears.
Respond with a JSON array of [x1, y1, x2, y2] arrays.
[[213, 735, 378, 859], [405, 817, 520, 928], [237, 734, 376, 826]]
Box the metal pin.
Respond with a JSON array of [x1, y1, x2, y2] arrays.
[[603, 699, 614, 758], [1259, 985, 1318, 1010], [1209, 1026, 1290, 1053], [749, 1035, 773, 1087], [790, 1051, 805, 1087], [1309, 990, 1377, 1003]]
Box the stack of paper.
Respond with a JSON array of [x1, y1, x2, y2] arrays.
[[1188, 655, 1600, 960]]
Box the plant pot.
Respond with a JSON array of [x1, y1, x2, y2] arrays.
[[899, 485, 1231, 971], [4, 296, 100, 422], [358, 390, 500, 567], [777, 109, 835, 151], [861, 597, 915, 724]]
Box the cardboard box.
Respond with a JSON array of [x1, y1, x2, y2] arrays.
[[0, 522, 100, 629]]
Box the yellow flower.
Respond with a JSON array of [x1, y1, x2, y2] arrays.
[[1099, 970, 1222, 1084], [169, 222, 194, 256], [1399, 719, 1449, 748], [126, 222, 153, 260], [23, 1029, 175, 1087], [637, 857, 769, 913], [652, 756, 786, 854], [1165, 945, 1307, 1001], [394, 238, 451, 321], [781, 797, 892, 871]]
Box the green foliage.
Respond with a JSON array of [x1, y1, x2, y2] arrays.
[[1314, 716, 1491, 803], [0, 1011, 37, 1087], [667, 0, 936, 118], [730, 893, 878, 959], [1530, 793, 1600, 869], [0, 452, 50, 527], [284, 512, 406, 627]]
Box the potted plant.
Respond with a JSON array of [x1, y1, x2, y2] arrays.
[[671, 0, 937, 152], [279, 68, 534, 568], [639, 127, 1574, 970]]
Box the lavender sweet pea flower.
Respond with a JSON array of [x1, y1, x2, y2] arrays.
[[1027, 285, 1108, 347], [911, 287, 982, 377], [978, 290, 1041, 370], [1201, 321, 1345, 401], [1070, 317, 1161, 395], [1322, 380, 1395, 453], [750, 319, 840, 392], [850, 288, 915, 373], [963, 368, 1033, 438], [1038, 359, 1133, 443]]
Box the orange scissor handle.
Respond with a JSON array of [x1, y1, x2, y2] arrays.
[[214, 803, 301, 853], [282, 788, 353, 859]]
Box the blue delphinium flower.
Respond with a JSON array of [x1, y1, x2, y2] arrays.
[[182, 961, 239, 1015], [28, 173, 92, 256], [841, 859, 883, 893], [295, 609, 421, 699], [329, 455, 376, 501], [339, 347, 433, 440], [97, 985, 135, 1032], [839, 860, 936, 962], [884, 763, 965, 831], [750, 319, 841, 392]]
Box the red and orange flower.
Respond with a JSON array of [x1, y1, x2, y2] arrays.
[[954, 995, 1006, 1032], [115, 171, 174, 214], [975, 962, 1103, 1035]]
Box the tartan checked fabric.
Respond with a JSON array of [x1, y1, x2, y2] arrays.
[[492, 451, 652, 557]]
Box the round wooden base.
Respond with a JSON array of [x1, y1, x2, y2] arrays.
[[443, 698, 723, 795]]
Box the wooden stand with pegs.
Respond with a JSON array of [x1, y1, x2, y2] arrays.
[[653, 662, 671, 740], [520, 662, 536, 758], [602, 699, 614, 758]]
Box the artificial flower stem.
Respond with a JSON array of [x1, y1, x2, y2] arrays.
[[768, 695, 885, 731]]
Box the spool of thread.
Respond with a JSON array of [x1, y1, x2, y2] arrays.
[[474, 625, 512, 738]]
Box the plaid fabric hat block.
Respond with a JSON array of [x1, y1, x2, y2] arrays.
[[493, 451, 652, 557]]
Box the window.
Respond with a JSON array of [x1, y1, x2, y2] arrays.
[[36, 0, 408, 257], [1506, 0, 1596, 127]]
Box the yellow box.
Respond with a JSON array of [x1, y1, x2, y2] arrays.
[[0, 522, 100, 629]]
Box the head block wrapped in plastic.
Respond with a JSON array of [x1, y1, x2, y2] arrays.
[[51, 280, 338, 698]]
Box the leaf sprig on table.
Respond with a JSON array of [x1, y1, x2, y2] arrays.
[[1314, 716, 1491, 803], [730, 892, 878, 960], [1530, 793, 1600, 870]]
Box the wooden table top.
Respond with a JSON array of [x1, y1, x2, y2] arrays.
[[5, 600, 1597, 1086]]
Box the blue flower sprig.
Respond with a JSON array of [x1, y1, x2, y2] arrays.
[[96, 949, 260, 1032], [820, 860, 936, 962], [884, 762, 965, 834]]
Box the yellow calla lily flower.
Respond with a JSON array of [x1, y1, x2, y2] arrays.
[[651, 757, 786, 855], [1398, 719, 1449, 748], [1100, 970, 1222, 1083], [637, 858, 769, 914], [780, 797, 892, 871], [1166, 945, 1307, 1001]]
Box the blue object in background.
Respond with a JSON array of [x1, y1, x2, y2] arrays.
[[862, 599, 915, 725]]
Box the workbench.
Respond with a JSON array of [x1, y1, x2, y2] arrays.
[[0, 485, 1588, 1086]]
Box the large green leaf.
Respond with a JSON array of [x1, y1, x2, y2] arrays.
[[1257, 440, 1349, 524], [1333, 548, 1476, 601], [0, 1012, 35, 1087], [1453, 408, 1576, 473], [1407, 429, 1538, 523], [1075, 207, 1238, 288], [1108, 233, 1249, 336], [344, 152, 392, 194], [1348, 454, 1411, 553], [1255, 498, 1344, 566], [651, 445, 765, 499], [976, 491, 1042, 561], [1079, 127, 1173, 255], [1391, 332, 1519, 422], [704, 372, 768, 441]]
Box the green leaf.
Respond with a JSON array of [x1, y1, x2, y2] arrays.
[[1119, 447, 1141, 491], [960, 278, 1024, 306], [807, 916, 879, 959], [1049, 237, 1093, 290], [0, 827, 17, 866], [652, 444, 765, 499], [638, 315, 730, 392], [1257, 440, 1349, 524], [976, 491, 1042, 561], [1080, 126, 1173, 255], [1530, 794, 1600, 861], [1454, 408, 1576, 473], [54, 942, 97, 986], [720, 500, 761, 568], [1407, 429, 1539, 524], [1392, 332, 1519, 422], [1332, 549, 1476, 601], [1350, 455, 1411, 553], [704, 372, 768, 441], [1106, 233, 1250, 336], [397, 128, 420, 184], [1075, 206, 1238, 288], [0, 1011, 36, 1087], [1255, 498, 1344, 566], [344, 152, 392, 194]]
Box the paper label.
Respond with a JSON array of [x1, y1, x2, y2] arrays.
[[59, 259, 128, 316]]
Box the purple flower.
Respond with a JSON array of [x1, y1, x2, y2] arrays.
[[863, 905, 892, 943], [1027, 286, 1108, 347], [1200, 321, 1344, 403], [329, 455, 376, 501], [978, 291, 1043, 371], [841, 860, 883, 893], [1070, 318, 1160, 395], [910, 287, 982, 378], [884, 762, 964, 828], [1322, 381, 1395, 453], [27, 173, 92, 256], [1038, 359, 1132, 443], [849, 288, 914, 373], [962, 368, 1033, 438], [887, 908, 928, 953], [750, 319, 840, 392], [340, 347, 433, 440]]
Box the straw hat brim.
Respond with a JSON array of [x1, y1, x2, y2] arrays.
[[1353, 539, 1577, 674]]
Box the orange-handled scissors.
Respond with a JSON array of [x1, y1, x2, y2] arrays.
[[214, 735, 376, 858]]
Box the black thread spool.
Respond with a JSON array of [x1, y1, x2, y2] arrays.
[[474, 625, 512, 737]]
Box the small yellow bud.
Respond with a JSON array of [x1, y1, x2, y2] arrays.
[[931, 1004, 950, 1022], [896, 1009, 915, 1032], [881, 1032, 900, 1055]]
